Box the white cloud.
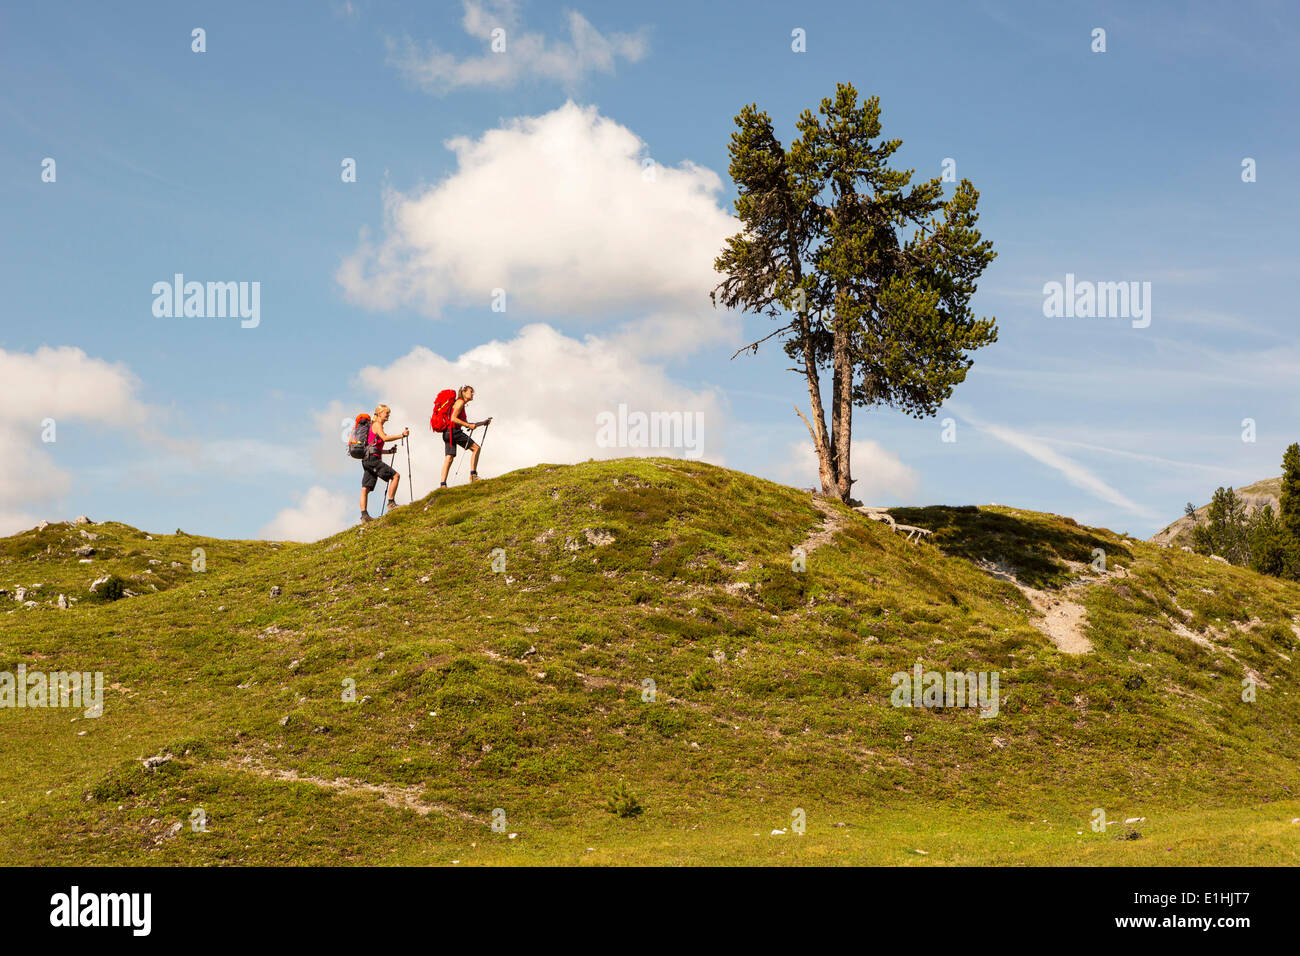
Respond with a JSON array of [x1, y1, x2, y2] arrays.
[[771, 438, 920, 504], [387, 1, 648, 93], [260, 486, 352, 542], [337, 102, 738, 355], [261, 324, 728, 537], [0, 346, 149, 535]]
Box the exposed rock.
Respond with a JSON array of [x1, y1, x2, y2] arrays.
[[270, 585, 282, 598], [74, 515, 91, 525], [57, 594, 68, 609], [142, 753, 174, 771]]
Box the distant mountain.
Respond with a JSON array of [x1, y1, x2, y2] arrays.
[[1149, 477, 1281, 546]]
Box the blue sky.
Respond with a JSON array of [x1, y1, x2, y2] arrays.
[[2, 0, 1297, 540]]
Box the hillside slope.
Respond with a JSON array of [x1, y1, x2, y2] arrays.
[[1, 459, 1297, 865], [1, 519, 291, 610], [1149, 477, 1281, 547]]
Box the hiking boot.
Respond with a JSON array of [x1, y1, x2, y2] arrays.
[[469, 472, 480, 483], [438, 482, 447, 490], [385, 499, 401, 512], [360, 511, 373, 523]]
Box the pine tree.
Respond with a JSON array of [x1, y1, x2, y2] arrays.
[[1187, 487, 1249, 564], [1248, 504, 1289, 577], [712, 84, 997, 501], [1279, 443, 1300, 543]]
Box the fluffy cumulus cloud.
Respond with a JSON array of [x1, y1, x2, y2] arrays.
[[260, 324, 728, 541], [260, 486, 353, 542], [772, 438, 920, 504], [387, 1, 649, 93], [0, 346, 149, 534], [337, 102, 739, 355]]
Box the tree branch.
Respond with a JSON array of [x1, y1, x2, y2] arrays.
[[793, 404, 819, 444], [730, 321, 797, 360]]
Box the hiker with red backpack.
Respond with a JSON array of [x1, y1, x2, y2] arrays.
[[430, 386, 491, 488], [349, 404, 408, 522]]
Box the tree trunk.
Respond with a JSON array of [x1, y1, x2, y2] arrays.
[[796, 317, 836, 495], [829, 309, 854, 502], [782, 207, 836, 496]]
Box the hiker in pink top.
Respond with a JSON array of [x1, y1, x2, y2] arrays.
[[359, 404, 408, 522]]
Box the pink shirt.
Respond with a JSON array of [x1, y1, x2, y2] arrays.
[[368, 427, 384, 457]]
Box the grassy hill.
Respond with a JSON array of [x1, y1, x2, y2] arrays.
[[1149, 477, 1281, 548], [0, 519, 292, 608], [2, 459, 1297, 865]]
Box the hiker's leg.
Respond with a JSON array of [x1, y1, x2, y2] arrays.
[[360, 487, 369, 511], [440, 454, 453, 484], [470, 442, 481, 472], [387, 471, 400, 500]]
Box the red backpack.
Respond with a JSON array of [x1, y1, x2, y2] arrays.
[[429, 389, 457, 433]]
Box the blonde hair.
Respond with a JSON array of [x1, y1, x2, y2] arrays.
[[373, 404, 390, 419], [458, 386, 474, 399]]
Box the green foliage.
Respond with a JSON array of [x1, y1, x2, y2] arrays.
[[713, 83, 997, 497], [92, 574, 128, 602], [1186, 449, 1300, 581], [1185, 487, 1249, 564], [1247, 503, 1293, 578], [605, 781, 644, 819], [688, 668, 715, 692], [1280, 443, 1300, 543]]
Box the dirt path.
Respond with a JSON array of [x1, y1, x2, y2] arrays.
[[1020, 583, 1093, 654], [222, 757, 484, 825], [800, 496, 848, 554], [977, 559, 1107, 655]]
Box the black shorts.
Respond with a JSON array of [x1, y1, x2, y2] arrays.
[[361, 455, 397, 491], [444, 428, 475, 457]]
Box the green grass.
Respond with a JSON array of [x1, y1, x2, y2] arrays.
[[1, 459, 1297, 865]]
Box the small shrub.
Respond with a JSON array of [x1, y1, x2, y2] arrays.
[[605, 781, 643, 819], [93, 575, 127, 602], [688, 668, 714, 692]]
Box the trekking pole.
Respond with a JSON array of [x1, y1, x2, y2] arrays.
[[405, 435, 413, 503], [451, 434, 466, 483]]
